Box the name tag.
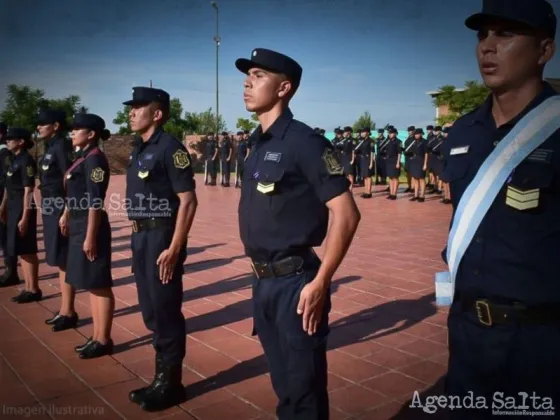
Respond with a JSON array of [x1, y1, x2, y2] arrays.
[[434, 271, 453, 306], [527, 148, 553, 164], [264, 151, 282, 163], [450, 146, 470, 155], [45, 153, 52, 159]]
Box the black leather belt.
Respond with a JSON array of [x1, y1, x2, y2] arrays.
[[459, 296, 560, 327], [251, 255, 311, 280], [132, 218, 174, 233]]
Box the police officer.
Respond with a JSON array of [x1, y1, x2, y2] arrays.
[[0, 122, 20, 288], [204, 132, 217, 185], [402, 125, 415, 193], [384, 127, 401, 200], [235, 47, 361, 420], [331, 127, 343, 158], [427, 125, 443, 193], [234, 130, 248, 188], [62, 113, 114, 358], [429, 126, 446, 201], [124, 86, 197, 411], [340, 126, 355, 189], [0, 128, 40, 303], [443, 1, 560, 418], [408, 128, 428, 202], [37, 109, 78, 331], [355, 127, 375, 198], [218, 131, 232, 186], [438, 127, 452, 204], [375, 128, 387, 185]]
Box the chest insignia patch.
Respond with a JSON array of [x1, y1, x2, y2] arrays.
[[173, 149, 190, 169], [90, 167, 105, 183], [322, 148, 344, 175], [505, 185, 540, 211], [264, 151, 282, 163], [138, 170, 149, 179], [256, 182, 275, 194]]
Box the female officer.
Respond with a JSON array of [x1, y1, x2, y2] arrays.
[[340, 126, 355, 189], [0, 128, 40, 303], [384, 127, 402, 200], [37, 109, 78, 331], [60, 113, 114, 359], [408, 128, 428, 202]]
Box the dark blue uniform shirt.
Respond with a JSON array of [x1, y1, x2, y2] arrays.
[[39, 134, 73, 198], [385, 138, 401, 158], [66, 146, 110, 211], [237, 141, 248, 161], [411, 139, 426, 158], [403, 136, 414, 157], [442, 83, 560, 305], [0, 146, 11, 189], [7, 150, 36, 197], [219, 138, 231, 159], [239, 108, 350, 262], [205, 139, 217, 160], [126, 128, 195, 220]]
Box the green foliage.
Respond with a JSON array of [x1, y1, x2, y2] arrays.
[[184, 107, 227, 135], [352, 111, 376, 132], [112, 105, 132, 134], [0, 84, 88, 131], [236, 117, 257, 132], [433, 81, 489, 125]]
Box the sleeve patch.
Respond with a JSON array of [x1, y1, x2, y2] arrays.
[[173, 149, 190, 169], [322, 148, 344, 175], [90, 167, 105, 183]]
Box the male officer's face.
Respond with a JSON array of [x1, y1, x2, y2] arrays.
[[476, 20, 555, 90], [243, 68, 291, 112], [129, 103, 163, 133]]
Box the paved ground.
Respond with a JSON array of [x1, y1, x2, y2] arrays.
[[0, 175, 452, 420]]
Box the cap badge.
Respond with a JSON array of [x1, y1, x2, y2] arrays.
[[252, 50, 257, 57]]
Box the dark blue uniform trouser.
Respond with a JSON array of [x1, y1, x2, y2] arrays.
[[132, 225, 187, 367], [446, 301, 560, 419], [252, 266, 331, 420], [220, 158, 230, 184], [205, 159, 217, 183]]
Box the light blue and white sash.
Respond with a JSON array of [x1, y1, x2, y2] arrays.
[[436, 95, 560, 306]]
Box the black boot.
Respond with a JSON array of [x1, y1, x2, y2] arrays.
[[137, 364, 185, 412], [0, 256, 20, 287], [129, 354, 164, 404]]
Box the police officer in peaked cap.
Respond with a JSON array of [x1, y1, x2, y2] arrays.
[[235, 48, 361, 419], [442, 0, 560, 417], [0, 122, 20, 288], [0, 128, 40, 303], [124, 86, 198, 411]]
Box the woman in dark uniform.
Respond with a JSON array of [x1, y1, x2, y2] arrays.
[[37, 109, 78, 331], [0, 128, 40, 303], [408, 128, 428, 202], [356, 128, 375, 198], [437, 127, 452, 204], [340, 126, 355, 190], [61, 113, 114, 359], [384, 127, 402, 200]]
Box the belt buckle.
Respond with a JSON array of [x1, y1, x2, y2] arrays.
[[132, 220, 138, 233], [250, 261, 262, 280], [475, 300, 492, 326]]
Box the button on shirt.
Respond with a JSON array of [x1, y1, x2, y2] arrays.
[[442, 83, 560, 305], [126, 128, 195, 220], [239, 108, 350, 262]]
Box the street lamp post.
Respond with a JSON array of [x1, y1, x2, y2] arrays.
[[211, 1, 220, 134]]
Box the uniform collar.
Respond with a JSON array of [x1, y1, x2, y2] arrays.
[[77, 143, 96, 158], [46, 133, 63, 149], [255, 107, 294, 141], [470, 82, 557, 128], [135, 126, 164, 147]]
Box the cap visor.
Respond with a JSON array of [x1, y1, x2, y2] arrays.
[[465, 13, 537, 31], [235, 58, 256, 74], [122, 99, 151, 106]]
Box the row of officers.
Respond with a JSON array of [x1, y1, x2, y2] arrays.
[[0, 85, 199, 412], [197, 125, 453, 204]]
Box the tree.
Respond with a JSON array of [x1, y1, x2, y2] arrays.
[[184, 108, 227, 134], [112, 105, 132, 135], [0, 84, 87, 131], [433, 80, 489, 125], [352, 111, 376, 132], [236, 117, 257, 132]]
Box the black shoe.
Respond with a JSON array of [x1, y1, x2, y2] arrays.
[[11, 290, 27, 302], [14, 290, 42, 303], [75, 337, 93, 352], [79, 339, 113, 359], [45, 312, 61, 325], [417, 197, 425, 202], [0, 276, 20, 288], [130, 354, 164, 404], [52, 313, 79, 332], [410, 196, 418, 201], [136, 365, 185, 412]]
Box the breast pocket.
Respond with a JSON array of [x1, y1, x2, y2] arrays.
[[41, 155, 54, 172], [137, 158, 158, 181], [505, 162, 554, 213], [255, 164, 285, 195]]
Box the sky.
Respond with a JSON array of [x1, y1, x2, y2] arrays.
[[1, 0, 560, 134]]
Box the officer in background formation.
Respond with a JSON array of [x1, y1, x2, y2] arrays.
[[408, 128, 428, 202], [426, 126, 443, 194], [375, 128, 387, 185], [204, 131, 218, 185], [218, 131, 232, 187], [425, 124, 435, 142], [37, 109, 78, 332], [0, 122, 19, 288], [331, 127, 343, 159], [340, 126, 355, 189], [124, 87, 198, 411], [437, 127, 451, 204], [235, 47, 360, 420], [384, 127, 401, 200], [0, 128, 40, 303], [63, 113, 114, 359], [443, 0, 560, 417], [234, 130, 248, 188], [402, 125, 415, 193], [355, 127, 375, 198]]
